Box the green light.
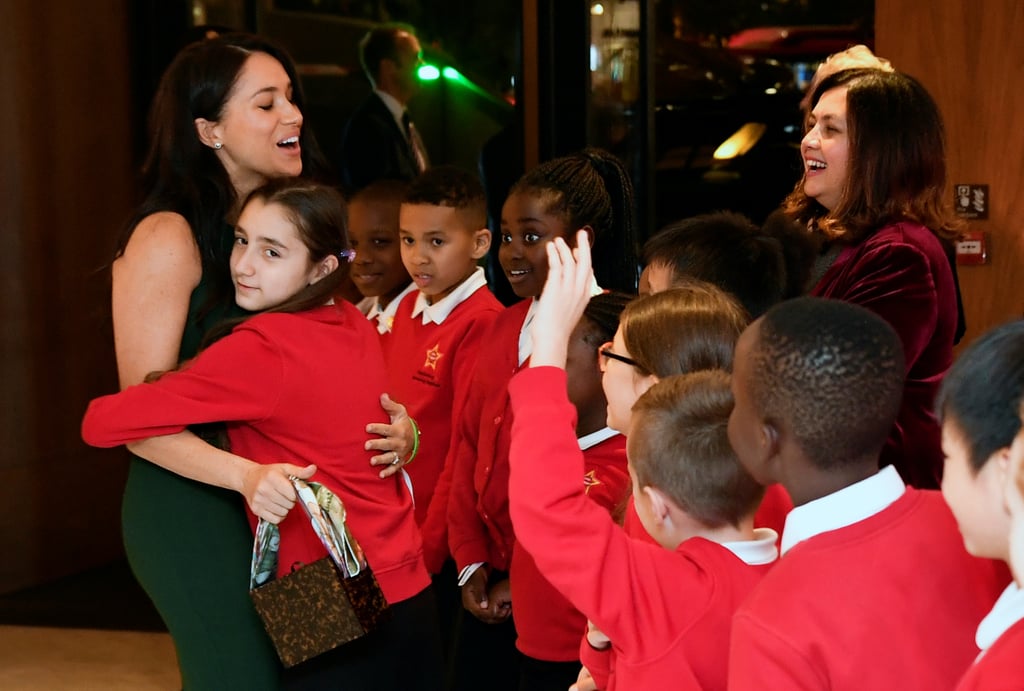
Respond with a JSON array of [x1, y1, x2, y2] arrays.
[[442, 66, 462, 81], [417, 64, 440, 81]]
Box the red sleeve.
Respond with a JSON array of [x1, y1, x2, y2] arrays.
[[826, 241, 937, 373], [728, 610, 824, 691], [579, 635, 612, 690], [82, 327, 282, 447], [445, 378, 493, 570], [508, 366, 707, 653], [420, 314, 496, 573]]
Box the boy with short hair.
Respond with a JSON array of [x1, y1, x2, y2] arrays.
[[510, 236, 778, 690], [347, 179, 415, 336], [934, 320, 1024, 690], [727, 297, 1006, 690], [386, 166, 501, 551], [642, 212, 786, 319]]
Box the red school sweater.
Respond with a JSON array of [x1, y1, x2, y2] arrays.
[[440, 298, 532, 573], [728, 489, 1007, 691], [508, 367, 775, 691], [81, 303, 429, 604], [384, 284, 501, 548], [510, 432, 630, 662], [957, 618, 1024, 690]]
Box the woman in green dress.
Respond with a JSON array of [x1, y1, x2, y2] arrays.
[[112, 34, 413, 689]]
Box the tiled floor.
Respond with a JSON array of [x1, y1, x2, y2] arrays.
[[0, 626, 179, 690]]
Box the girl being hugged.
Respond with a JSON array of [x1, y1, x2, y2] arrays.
[[785, 68, 961, 488], [85, 181, 440, 691]]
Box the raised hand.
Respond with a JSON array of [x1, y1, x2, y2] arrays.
[[530, 230, 594, 369]]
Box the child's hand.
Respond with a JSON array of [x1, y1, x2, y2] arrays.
[[461, 568, 491, 620], [585, 619, 611, 650], [569, 665, 597, 691], [242, 462, 316, 523], [1005, 427, 1024, 581], [486, 578, 512, 623], [366, 393, 414, 478], [530, 230, 595, 369]]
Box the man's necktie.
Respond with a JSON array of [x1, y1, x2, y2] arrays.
[[402, 112, 429, 173]]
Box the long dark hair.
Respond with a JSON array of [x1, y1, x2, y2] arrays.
[[784, 68, 960, 245], [118, 33, 328, 311], [510, 147, 640, 292]]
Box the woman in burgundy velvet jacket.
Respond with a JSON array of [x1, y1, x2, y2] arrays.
[[784, 68, 962, 489]]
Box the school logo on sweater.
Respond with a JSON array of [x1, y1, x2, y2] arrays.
[[423, 343, 444, 370], [583, 470, 601, 495], [412, 342, 445, 388]]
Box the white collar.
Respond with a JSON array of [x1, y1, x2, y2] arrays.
[[720, 528, 779, 566], [976, 581, 1024, 651], [410, 267, 487, 325], [780, 465, 906, 556], [366, 283, 417, 334], [374, 89, 406, 134], [578, 427, 619, 451], [518, 277, 604, 365]]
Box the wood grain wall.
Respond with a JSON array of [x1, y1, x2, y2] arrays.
[[0, 2, 136, 592], [877, 0, 1024, 346]]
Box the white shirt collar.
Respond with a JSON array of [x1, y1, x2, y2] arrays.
[[976, 581, 1024, 651], [365, 282, 417, 334], [518, 277, 604, 365], [780, 465, 906, 556], [374, 89, 406, 136], [578, 427, 619, 451], [410, 267, 487, 325], [721, 527, 779, 565]]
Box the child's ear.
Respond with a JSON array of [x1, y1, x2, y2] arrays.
[[641, 485, 671, 524], [194, 117, 223, 151], [470, 228, 491, 260], [759, 420, 785, 478], [580, 225, 596, 248], [309, 254, 340, 285]]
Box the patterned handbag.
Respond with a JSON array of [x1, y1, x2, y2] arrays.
[[249, 478, 390, 668]]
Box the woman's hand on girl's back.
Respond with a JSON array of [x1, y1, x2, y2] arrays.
[[365, 393, 415, 478], [530, 231, 594, 369]]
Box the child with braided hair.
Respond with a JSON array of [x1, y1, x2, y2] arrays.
[[426, 148, 639, 690]]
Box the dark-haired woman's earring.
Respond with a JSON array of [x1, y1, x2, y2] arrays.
[[213, 142, 222, 150]]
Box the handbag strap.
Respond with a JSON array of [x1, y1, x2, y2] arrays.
[[249, 478, 368, 590]]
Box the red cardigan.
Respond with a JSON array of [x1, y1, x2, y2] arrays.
[[509, 367, 774, 691], [729, 489, 1006, 690], [82, 303, 429, 604], [384, 284, 501, 558], [811, 221, 957, 488], [510, 432, 629, 662], [441, 299, 532, 573]]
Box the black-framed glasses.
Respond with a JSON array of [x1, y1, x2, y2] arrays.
[[599, 344, 640, 371]]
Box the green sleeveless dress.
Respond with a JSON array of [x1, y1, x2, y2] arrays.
[[120, 244, 282, 690]]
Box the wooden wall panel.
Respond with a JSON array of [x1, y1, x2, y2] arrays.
[[0, 1, 136, 592], [877, 0, 1024, 347]]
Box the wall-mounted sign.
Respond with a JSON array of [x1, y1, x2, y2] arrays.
[[954, 184, 988, 220]]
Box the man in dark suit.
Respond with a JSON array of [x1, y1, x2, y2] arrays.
[[338, 24, 429, 194]]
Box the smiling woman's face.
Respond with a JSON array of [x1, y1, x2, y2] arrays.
[[801, 85, 850, 212]]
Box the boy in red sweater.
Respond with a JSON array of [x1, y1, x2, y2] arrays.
[[385, 166, 501, 541], [727, 297, 1006, 690], [510, 235, 778, 691], [934, 320, 1024, 691]]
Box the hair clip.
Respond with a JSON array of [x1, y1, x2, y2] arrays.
[[339, 249, 356, 263]]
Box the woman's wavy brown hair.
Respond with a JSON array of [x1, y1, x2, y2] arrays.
[[784, 68, 962, 245]]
